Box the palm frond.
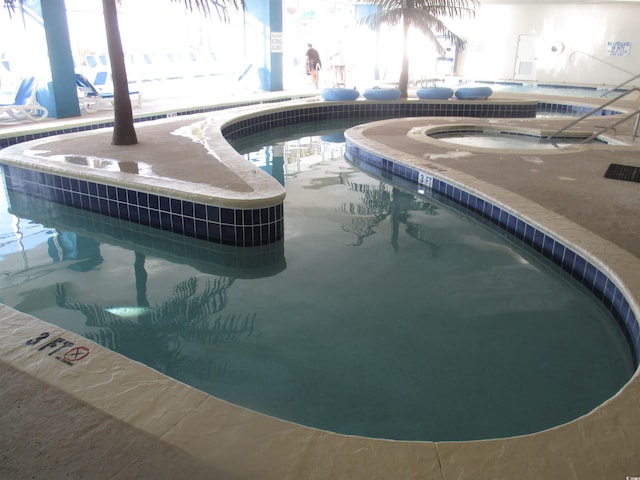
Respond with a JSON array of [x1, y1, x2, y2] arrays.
[[172, 0, 245, 22], [3, 0, 21, 18]]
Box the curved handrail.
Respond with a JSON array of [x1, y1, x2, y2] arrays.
[[568, 51, 637, 77], [580, 107, 640, 143], [546, 87, 640, 140], [600, 72, 640, 97]]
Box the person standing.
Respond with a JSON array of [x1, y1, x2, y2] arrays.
[[305, 43, 321, 89], [330, 45, 346, 87]]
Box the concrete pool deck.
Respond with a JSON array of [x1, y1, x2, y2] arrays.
[[1, 89, 640, 479]]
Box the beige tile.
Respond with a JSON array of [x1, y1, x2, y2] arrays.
[[0, 306, 65, 362], [161, 395, 317, 479], [293, 433, 442, 480]]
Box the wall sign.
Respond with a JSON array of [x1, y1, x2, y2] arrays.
[[607, 41, 631, 56], [271, 32, 283, 53]]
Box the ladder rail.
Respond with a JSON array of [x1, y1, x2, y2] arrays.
[[580, 107, 640, 143], [600, 72, 640, 98], [546, 87, 640, 140]]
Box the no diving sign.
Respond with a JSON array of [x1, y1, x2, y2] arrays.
[[25, 332, 91, 367]]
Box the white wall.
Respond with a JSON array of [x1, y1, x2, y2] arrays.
[[454, 3, 640, 87]]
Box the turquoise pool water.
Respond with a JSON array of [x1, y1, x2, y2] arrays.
[[0, 119, 634, 441]]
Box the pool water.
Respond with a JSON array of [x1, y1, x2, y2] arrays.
[[0, 119, 634, 441], [477, 82, 619, 98], [429, 130, 605, 149]]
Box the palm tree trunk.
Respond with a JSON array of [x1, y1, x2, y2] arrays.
[[398, 13, 410, 98], [102, 0, 138, 145]]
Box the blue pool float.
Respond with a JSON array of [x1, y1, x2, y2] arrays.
[[321, 88, 360, 101], [363, 87, 401, 100], [454, 86, 493, 100], [416, 87, 454, 100]]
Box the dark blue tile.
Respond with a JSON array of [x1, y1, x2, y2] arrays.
[[108, 200, 118, 216], [551, 242, 565, 265], [160, 211, 172, 230], [523, 224, 535, 245], [541, 235, 554, 258], [207, 222, 221, 242], [171, 214, 183, 232], [170, 198, 182, 214], [220, 224, 236, 245], [195, 219, 207, 238], [603, 280, 617, 308], [207, 205, 220, 222], [532, 229, 545, 251], [148, 194, 159, 210], [571, 255, 587, 282], [194, 203, 206, 219], [117, 187, 128, 202], [593, 269, 607, 299], [235, 209, 244, 225], [221, 207, 235, 224], [149, 209, 161, 228], [583, 263, 597, 289], [138, 207, 150, 225], [183, 201, 194, 217], [159, 196, 170, 212], [183, 217, 195, 235]]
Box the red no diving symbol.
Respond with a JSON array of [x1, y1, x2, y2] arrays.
[[63, 346, 90, 363]]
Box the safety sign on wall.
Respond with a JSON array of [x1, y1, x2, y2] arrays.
[[607, 41, 631, 56], [271, 32, 283, 53]]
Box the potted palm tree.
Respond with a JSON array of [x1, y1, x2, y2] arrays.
[[357, 0, 478, 98]]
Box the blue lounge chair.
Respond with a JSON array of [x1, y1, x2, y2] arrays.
[[76, 73, 142, 113], [75, 73, 113, 113], [0, 76, 48, 121]]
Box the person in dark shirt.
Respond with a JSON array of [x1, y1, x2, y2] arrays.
[[305, 43, 322, 89]]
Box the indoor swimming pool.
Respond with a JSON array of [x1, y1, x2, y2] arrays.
[[0, 119, 635, 442]]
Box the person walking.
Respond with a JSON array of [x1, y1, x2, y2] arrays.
[[305, 43, 322, 89]]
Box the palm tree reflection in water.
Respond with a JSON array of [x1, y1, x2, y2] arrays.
[[54, 269, 256, 381], [338, 181, 439, 255]]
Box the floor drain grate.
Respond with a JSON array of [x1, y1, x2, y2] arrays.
[[604, 163, 640, 183]]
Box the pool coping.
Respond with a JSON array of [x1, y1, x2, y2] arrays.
[[2, 94, 640, 478]]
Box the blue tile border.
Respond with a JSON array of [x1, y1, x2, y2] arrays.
[[1, 164, 283, 247], [344, 140, 640, 366], [220, 101, 539, 140]]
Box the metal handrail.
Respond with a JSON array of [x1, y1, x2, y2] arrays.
[[580, 107, 640, 143], [546, 87, 640, 140], [568, 51, 637, 78], [600, 72, 640, 97]]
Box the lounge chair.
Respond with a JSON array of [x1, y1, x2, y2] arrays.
[[76, 73, 142, 114], [76, 73, 113, 113], [0, 76, 48, 122]]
